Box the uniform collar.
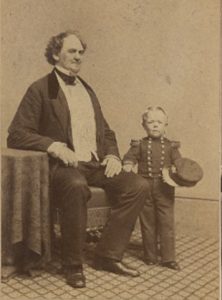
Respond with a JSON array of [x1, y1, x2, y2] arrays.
[[145, 135, 165, 141]]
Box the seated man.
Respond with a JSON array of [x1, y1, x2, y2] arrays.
[[7, 30, 150, 288]]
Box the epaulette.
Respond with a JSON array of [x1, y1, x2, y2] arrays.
[[130, 139, 141, 147], [171, 141, 181, 148]]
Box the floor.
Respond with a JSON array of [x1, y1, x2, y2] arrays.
[[1, 230, 220, 300]]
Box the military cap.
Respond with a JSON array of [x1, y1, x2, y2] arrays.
[[169, 158, 203, 187]]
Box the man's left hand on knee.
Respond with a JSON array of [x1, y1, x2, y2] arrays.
[[101, 156, 122, 178]]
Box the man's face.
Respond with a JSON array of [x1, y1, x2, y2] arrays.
[[53, 34, 85, 75], [143, 110, 167, 138]]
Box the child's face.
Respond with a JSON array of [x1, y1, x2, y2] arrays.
[[143, 110, 167, 138]]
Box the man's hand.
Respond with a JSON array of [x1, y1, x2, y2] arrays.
[[58, 147, 78, 167], [101, 156, 122, 178], [122, 163, 134, 173], [162, 167, 179, 187], [47, 142, 78, 167]]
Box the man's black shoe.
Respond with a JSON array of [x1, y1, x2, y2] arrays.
[[161, 261, 181, 271], [64, 266, 86, 288], [94, 256, 140, 277]]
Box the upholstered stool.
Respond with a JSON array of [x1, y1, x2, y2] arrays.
[[87, 186, 111, 228]]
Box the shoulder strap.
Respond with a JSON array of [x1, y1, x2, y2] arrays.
[[170, 141, 181, 148], [130, 139, 141, 147]]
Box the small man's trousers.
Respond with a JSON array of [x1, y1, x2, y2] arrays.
[[51, 162, 149, 267], [139, 177, 175, 263]]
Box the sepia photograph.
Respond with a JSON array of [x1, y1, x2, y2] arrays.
[[1, 0, 221, 299]]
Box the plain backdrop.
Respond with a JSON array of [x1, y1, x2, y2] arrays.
[[1, 0, 220, 200]]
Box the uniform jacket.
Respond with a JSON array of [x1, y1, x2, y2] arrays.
[[123, 137, 181, 178], [7, 70, 120, 161]]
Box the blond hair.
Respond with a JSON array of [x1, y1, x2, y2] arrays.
[[142, 106, 168, 125]]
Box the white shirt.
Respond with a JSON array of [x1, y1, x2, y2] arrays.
[[55, 66, 98, 162]]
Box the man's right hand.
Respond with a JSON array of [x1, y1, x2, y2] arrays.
[[47, 142, 78, 167]]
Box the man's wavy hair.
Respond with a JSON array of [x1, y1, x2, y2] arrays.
[[45, 30, 87, 65]]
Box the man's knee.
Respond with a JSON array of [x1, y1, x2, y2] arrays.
[[64, 177, 91, 203], [69, 177, 88, 190], [132, 175, 150, 195], [52, 167, 90, 199], [119, 173, 150, 208], [59, 176, 91, 209]]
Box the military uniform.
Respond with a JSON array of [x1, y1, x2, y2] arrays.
[[123, 136, 181, 263]]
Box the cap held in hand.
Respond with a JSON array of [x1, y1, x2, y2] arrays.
[[169, 158, 203, 187]]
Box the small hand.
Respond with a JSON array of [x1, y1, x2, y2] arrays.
[[122, 164, 133, 173], [101, 157, 122, 178], [162, 167, 178, 187]]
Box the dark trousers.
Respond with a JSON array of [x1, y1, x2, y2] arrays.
[[51, 162, 149, 267], [139, 178, 175, 263]]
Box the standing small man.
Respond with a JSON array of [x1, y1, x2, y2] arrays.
[[123, 106, 203, 270], [7, 30, 149, 288]]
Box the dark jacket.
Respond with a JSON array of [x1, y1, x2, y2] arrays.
[[7, 70, 120, 161], [123, 137, 181, 178]]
